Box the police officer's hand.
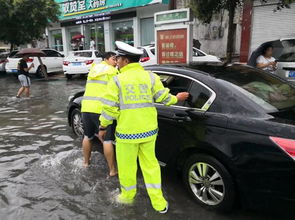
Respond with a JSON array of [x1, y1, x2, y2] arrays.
[[98, 130, 106, 143], [176, 92, 190, 101]]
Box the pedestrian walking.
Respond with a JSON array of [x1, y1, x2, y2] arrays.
[[98, 41, 189, 214], [90, 37, 96, 50], [16, 55, 34, 98], [81, 51, 118, 177]]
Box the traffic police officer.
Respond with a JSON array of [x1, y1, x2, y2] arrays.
[[98, 41, 189, 213], [81, 52, 118, 176]]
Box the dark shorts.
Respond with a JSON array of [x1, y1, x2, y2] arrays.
[[82, 112, 115, 141]]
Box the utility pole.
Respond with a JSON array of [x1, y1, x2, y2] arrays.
[[169, 0, 176, 10]]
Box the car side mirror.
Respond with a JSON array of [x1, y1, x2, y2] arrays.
[[61, 54, 65, 58]]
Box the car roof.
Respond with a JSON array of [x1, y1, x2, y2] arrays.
[[145, 62, 224, 77]]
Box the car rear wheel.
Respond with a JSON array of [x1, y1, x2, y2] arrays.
[[71, 108, 84, 138], [65, 74, 72, 79], [36, 66, 47, 78], [183, 154, 235, 212]]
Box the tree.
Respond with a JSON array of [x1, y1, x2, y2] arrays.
[[190, 0, 295, 63], [0, 0, 60, 51]]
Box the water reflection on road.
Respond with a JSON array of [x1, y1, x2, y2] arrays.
[[0, 74, 292, 219]]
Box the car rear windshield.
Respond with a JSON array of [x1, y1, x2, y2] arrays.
[[195, 64, 295, 111], [73, 51, 92, 57], [9, 51, 19, 58], [272, 39, 295, 62]]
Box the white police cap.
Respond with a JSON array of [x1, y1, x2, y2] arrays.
[[115, 41, 143, 56]]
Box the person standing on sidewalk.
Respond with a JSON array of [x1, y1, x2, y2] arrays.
[[16, 55, 34, 98], [98, 41, 189, 213], [81, 51, 118, 177]]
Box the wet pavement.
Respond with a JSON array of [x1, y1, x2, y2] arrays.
[[0, 73, 294, 220]]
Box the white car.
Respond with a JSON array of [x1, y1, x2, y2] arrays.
[[0, 52, 9, 72], [5, 49, 64, 77], [139, 45, 221, 66], [63, 50, 103, 79]]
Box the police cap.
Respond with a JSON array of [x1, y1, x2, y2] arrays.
[[115, 41, 143, 57]]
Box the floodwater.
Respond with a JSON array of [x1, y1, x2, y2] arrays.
[[0, 73, 294, 220]]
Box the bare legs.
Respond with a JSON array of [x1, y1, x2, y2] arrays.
[[16, 86, 30, 97], [24, 87, 30, 97], [103, 141, 117, 176], [82, 137, 92, 168]]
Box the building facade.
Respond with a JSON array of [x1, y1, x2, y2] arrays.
[[48, 0, 169, 55], [176, 0, 242, 59]]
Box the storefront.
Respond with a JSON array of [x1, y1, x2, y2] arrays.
[[48, 0, 169, 55]]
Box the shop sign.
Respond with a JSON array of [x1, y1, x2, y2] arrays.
[[60, 11, 136, 26], [155, 8, 191, 25], [56, 0, 168, 21], [157, 29, 187, 64]]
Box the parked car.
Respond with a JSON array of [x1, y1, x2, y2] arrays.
[[63, 50, 103, 79], [5, 49, 64, 77], [0, 47, 10, 53], [248, 38, 295, 83], [0, 52, 9, 72], [67, 63, 295, 212], [139, 44, 221, 66]]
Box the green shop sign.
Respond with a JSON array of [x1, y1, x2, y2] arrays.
[[56, 0, 169, 21]]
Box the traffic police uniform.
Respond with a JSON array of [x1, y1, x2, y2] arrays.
[[99, 41, 177, 212], [81, 61, 118, 140]]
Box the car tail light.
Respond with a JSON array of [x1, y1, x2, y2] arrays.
[[27, 58, 34, 63], [85, 60, 94, 65], [140, 57, 150, 62], [270, 136, 295, 159], [63, 61, 70, 66]]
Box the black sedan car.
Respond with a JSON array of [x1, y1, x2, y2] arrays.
[[67, 63, 295, 212]]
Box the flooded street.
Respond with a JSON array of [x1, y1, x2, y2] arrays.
[[0, 73, 293, 220]]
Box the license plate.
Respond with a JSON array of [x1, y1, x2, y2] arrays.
[[72, 62, 81, 66], [288, 71, 295, 77], [11, 69, 18, 73]]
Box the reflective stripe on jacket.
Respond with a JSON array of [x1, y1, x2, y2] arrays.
[[81, 61, 118, 114], [100, 63, 177, 143]]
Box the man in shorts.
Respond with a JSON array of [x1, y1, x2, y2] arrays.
[[16, 55, 34, 98], [81, 52, 118, 176]]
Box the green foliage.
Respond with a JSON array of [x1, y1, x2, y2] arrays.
[[189, 0, 242, 23], [0, 0, 60, 47]]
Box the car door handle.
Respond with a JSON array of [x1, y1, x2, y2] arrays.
[[172, 113, 192, 122]]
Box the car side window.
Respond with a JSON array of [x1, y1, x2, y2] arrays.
[[95, 51, 102, 58], [141, 49, 149, 58], [187, 81, 212, 109], [157, 73, 191, 106], [193, 48, 198, 56], [150, 48, 155, 55], [194, 49, 205, 57], [43, 50, 59, 57]]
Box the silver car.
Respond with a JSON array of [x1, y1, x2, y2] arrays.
[[249, 38, 295, 84]]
